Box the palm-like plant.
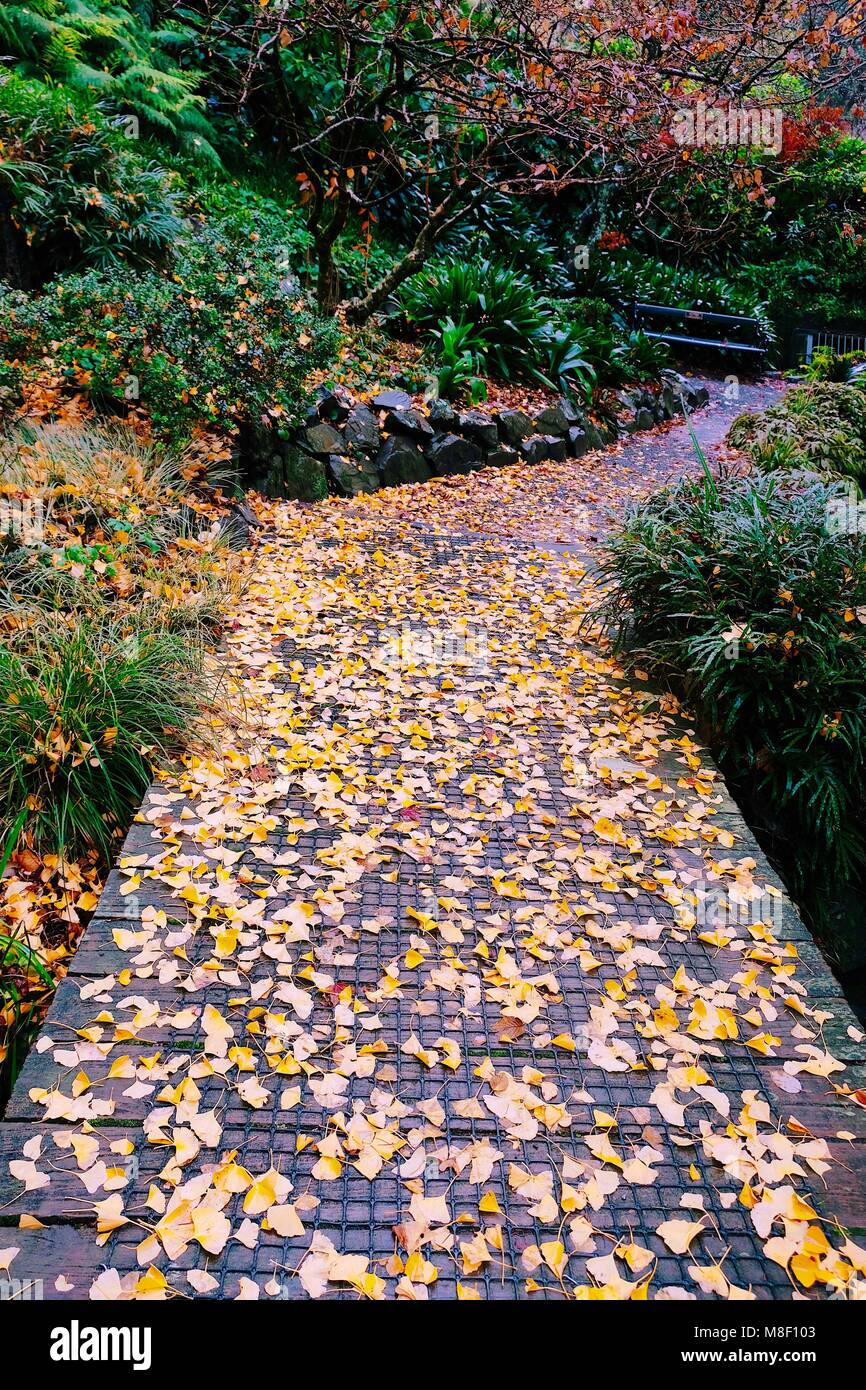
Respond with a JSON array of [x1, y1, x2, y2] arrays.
[[403, 257, 548, 378], [404, 257, 595, 398]]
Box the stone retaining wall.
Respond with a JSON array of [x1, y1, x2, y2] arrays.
[[246, 372, 710, 499]]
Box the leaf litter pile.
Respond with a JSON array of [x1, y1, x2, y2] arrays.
[[3, 431, 866, 1302]]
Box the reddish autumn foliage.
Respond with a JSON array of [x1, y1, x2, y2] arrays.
[[780, 105, 849, 163]]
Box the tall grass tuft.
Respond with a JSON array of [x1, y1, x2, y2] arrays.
[[596, 468, 866, 909], [0, 614, 214, 859]]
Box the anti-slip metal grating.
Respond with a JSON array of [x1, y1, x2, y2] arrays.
[[3, 506, 858, 1301]]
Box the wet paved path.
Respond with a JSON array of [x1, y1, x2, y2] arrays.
[[3, 378, 866, 1301]]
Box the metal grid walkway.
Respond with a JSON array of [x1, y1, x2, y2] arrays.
[[3, 391, 865, 1301]]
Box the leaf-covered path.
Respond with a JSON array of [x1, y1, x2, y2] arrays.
[[4, 379, 866, 1301]]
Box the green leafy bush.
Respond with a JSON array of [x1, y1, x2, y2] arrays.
[[0, 420, 238, 1100], [0, 73, 183, 283], [545, 299, 669, 387], [598, 469, 866, 896], [598, 252, 775, 346], [538, 328, 594, 398], [728, 380, 866, 480], [732, 246, 866, 347], [441, 190, 568, 294], [0, 226, 342, 442], [183, 175, 313, 278], [403, 257, 548, 377], [0, 803, 52, 1107]]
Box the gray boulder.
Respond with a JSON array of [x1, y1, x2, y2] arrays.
[[582, 422, 606, 451], [458, 410, 499, 450], [496, 409, 534, 445], [566, 427, 591, 457], [344, 405, 380, 452], [302, 420, 345, 455], [427, 398, 457, 429], [543, 434, 568, 462], [218, 501, 258, 547], [535, 398, 580, 436], [660, 370, 709, 412], [327, 454, 379, 496], [376, 435, 431, 485], [634, 407, 655, 432], [486, 446, 518, 469], [385, 408, 434, 442], [370, 388, 413, 411], [316, 386, 353, 421], [427, 433, 483, 475], [519, 435, 548, 465]]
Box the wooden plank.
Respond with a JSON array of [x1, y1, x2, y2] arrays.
[[0, 1123, 142, 1219], [5, 1053, 196, 1123], [0, 1224, 116, 1300]]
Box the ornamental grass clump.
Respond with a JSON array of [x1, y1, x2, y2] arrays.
[[597, 468, 866, 899], [0, 613, 213, 860]]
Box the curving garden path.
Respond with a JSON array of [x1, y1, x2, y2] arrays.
[[3, 376, 866, 1301]]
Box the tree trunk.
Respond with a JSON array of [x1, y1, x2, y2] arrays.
[[0, 191, 32, 290], [341, 179, 477, 325], [316, 243, 341, 317], [311, 185, 351, 316]]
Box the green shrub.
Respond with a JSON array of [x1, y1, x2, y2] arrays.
[[537, 327, 594, 398], [0, 73, 183, 283], [0, 422, 238, 633], [728, 379, 866, 480], [0, 420, 192, 498], [0, 225, 342, 442], [441, 190, 568, 293], [797, 347, 866, 383], [183, 175, 313, 278], [732, 238, 866, 343], [0, 802, 53, 1108], [334, 225, 403, 302], [402, 257, 548, 379], [0, 613, 213, 859], [430, 317, 487, 402], [598, 469, 866, 893], [546, 299, 669, 387], [618, 330, 672, 382]]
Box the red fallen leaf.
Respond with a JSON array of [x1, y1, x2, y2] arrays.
[[493, 1016, 526, 1043], [249, 765, 272, 782], [11, 846, 42, 875], [398, 806, 420, 821]]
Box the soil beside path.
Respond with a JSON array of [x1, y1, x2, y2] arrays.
[[3, 374, 865, 1303]]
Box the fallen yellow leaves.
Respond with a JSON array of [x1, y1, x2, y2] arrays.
[[5, 467, 864, 1306]]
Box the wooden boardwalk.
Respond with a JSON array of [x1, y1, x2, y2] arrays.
[[3, 382, 866, 1300]]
